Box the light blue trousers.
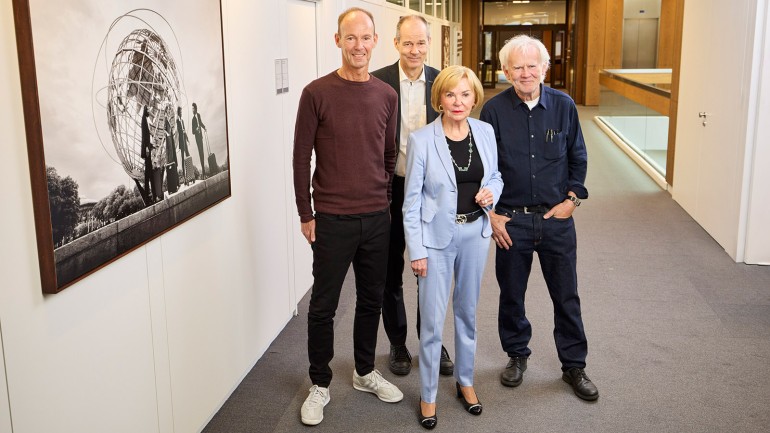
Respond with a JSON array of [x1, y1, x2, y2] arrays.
[[418, 218, 490, 403]]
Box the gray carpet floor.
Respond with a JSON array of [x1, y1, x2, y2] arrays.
[[203, 105, 770, 433]]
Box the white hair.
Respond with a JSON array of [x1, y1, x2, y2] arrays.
[[499, 34, 551, 82]]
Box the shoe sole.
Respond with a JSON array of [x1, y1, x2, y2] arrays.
[[562, 375, 599, 401], [389, 367, 411, 376], [301, 416, 323, 426], [353, 383, 404, 403], [500, 375, 523, 387]]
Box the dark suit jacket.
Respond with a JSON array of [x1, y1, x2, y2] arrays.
[[372, 61, 440, 170]]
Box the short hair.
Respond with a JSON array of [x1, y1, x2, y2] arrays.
[[337, 7, 375, 35], [499, 34, 551, 73], [430, 65, 485, 113], [192, 102, 198, 110], [395, 15, 429, 41]]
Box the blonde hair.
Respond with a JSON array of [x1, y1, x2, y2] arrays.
[[430, 65, 485, 112]]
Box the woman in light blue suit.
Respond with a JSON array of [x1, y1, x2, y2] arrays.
[[403, 65, 503, 429]]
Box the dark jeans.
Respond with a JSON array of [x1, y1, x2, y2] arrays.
[[496, 213, 588, 371], [308, 210, 390, 387]]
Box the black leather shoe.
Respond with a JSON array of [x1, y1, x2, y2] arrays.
[[455, 382, 482, 415], [562, 367, 599, 401], [439, 346, 454, 376], [500, 356, 527, 387], [389, 344, 412, 376], [418, 403, 437, 430]]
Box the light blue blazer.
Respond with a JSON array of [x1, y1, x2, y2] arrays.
[[403, 116, 504, 261]]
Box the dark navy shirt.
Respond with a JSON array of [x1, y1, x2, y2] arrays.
[[479, 85, 588, 209]]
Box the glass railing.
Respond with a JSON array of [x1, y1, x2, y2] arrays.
[[596, 69, 672, 179]]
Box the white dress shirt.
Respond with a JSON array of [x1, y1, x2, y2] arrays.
[[396, 63, 427, 177]]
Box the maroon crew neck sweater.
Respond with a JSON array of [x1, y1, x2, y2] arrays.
[[293, 71, 398, 223]]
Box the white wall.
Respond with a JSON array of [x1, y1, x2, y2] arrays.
[[0, 1, 454, 432], [744, 2, 770, 264]]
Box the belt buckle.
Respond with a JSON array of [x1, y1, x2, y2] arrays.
[[523, 206, 532, 214], [455, 214, 467, 224]]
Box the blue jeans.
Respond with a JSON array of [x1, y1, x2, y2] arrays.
[[496, 213, 588, 370]]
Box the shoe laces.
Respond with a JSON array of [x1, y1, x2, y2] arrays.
[[507, 357, 523, 369], [307, 385, 327, 405], [571, 368, 590, 382], [367, 369, 389, 387], [393, 345, 411, 362]]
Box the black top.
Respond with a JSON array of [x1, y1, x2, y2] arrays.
[[447, 133, 483, 214]]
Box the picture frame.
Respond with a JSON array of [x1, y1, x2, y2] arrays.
[[12, 0, 231, 293]]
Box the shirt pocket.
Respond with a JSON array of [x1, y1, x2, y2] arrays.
[[543, 130, 567, 160]]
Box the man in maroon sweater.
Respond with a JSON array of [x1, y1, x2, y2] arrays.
[[293, 7, 401, 426]]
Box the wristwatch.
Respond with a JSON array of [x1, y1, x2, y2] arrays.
[[566, 195, 581, 207]]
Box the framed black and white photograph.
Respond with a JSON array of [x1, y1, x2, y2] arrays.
[[12, 0, 231, 293]]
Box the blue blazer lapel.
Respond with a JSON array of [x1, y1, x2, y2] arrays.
[[432, 118, 457, 188]]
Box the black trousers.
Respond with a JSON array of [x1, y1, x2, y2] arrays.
[[383, 176, 409, 346], [308, 210, 390, 387], [195, 135, 205, 177]]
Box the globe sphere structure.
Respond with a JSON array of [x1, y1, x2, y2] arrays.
[[106, 28, 181, 181]]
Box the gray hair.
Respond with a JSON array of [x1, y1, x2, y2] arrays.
[[395, 15, 429, 41], [499, 34, 551, 74]]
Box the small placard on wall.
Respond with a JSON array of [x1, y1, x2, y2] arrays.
[[275, 58, 289, 94]]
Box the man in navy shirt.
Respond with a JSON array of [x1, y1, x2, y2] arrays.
[[480, 34, 598, 401]]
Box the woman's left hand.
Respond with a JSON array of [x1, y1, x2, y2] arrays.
[[475, 188, 494, 208], [411, 258, 427, 277]]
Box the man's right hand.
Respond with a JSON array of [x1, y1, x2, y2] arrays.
[[490, 211, 512, 250], [301, 219, 316, 244]]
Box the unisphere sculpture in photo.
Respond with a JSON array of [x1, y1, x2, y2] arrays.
[[106, 28, 181, 182]]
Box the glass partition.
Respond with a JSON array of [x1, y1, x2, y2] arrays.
[[597, 69, 672, 177]]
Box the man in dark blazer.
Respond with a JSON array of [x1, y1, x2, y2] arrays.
[[176, 106, 191, 184], [371, 14, 452, 377]]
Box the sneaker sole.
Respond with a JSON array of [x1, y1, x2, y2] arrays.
[[301, 416, 323, 426], [353, 383, 404, 403]]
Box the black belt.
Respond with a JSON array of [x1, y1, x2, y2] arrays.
[[455, 209, 484, 224], [495, 205, 550, 217]]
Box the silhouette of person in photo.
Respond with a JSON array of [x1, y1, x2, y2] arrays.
[[176, 106, 191, 184], [191, 102, 206, 179]]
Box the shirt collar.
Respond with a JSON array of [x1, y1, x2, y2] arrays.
[[510, 84, 549, 110], [398, 62, 426, 83]]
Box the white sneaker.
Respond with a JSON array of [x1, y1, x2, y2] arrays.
[[300, 385, 330, 426], [352, 369, 404, 403]]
